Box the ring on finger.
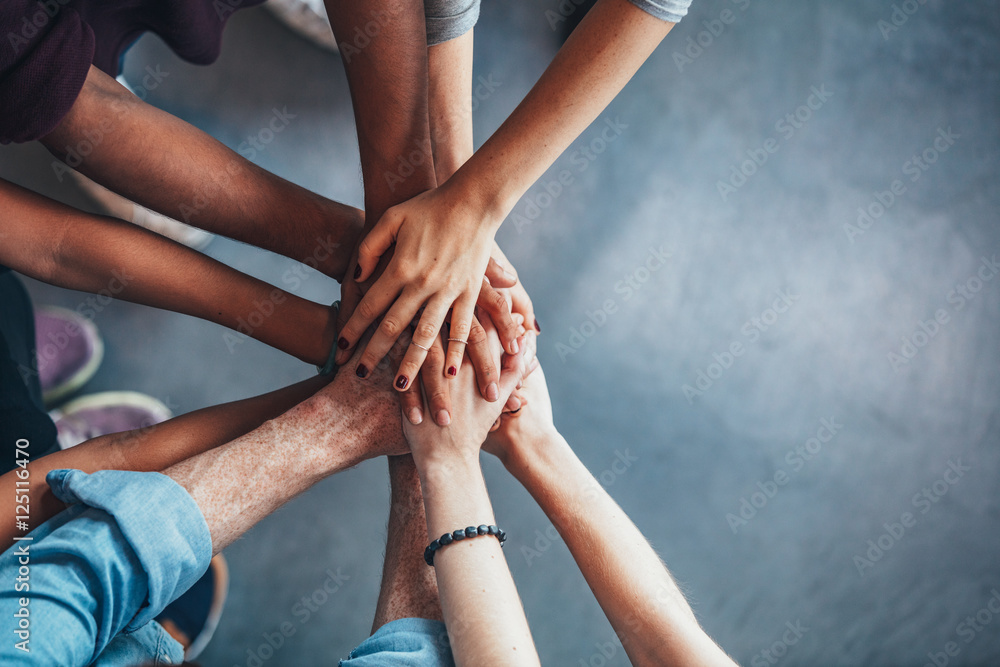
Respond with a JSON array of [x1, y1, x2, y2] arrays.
[[412, 341, 432, 352], [447, 338, 468, 344]]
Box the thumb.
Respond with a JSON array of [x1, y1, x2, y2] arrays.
[[356, 210, 401, 282], [484, 256, 517, 288]]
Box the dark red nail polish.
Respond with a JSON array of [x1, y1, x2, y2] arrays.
[[338, 337, 350, 350], [353, 265, 361, 280], [534, 319, 541, 333], [356, 364, 369, 379], [395, 375, 408, 389], [448, 366, 457, 377]]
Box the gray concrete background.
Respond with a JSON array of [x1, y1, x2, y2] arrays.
[[1, 0, 998, 665]]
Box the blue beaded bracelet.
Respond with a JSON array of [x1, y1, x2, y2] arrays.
[[424, 524, 506, 566]]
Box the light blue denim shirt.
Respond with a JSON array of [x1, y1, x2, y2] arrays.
[[0, 469, 212, 666]]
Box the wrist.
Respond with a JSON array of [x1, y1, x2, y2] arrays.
[[503, 428, 570, 486], [444, 167, 510, 235], [415, 449, 482, 485]]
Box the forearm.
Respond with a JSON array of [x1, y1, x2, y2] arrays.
[[0, 375, 329, 550], [325, 0, 436, 223], [507, 433, 734, 666], [165, 391, 378, 552], [39, 66, 362, 279], [417, 455, 538, 666], [448, 0, 673, 224], [0, 180, 337, 365], [428, 30, 475, 183]]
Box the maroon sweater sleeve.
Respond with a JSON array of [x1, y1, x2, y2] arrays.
[[0, 2, 95, 144]]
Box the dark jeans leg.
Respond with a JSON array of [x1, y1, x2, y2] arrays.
[[0, 268, 58, 474]]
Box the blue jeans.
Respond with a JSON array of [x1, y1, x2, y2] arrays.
[[0, 469, 211, 666]]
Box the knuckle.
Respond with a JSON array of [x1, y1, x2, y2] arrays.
[[356, 298, 381, 321], [379, 316, 403, 338], [416, 321, 439, 342], [467, 324, 488, 345]]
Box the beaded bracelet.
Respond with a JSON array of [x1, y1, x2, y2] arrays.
[[424, 525, 506, 566]]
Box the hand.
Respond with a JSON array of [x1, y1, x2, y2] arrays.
[[403, 331, 532, 469], [312, 325, 413, 461], [483, 361, 557, 472], [334, 183, 516, 392], [489, 241, 539, 336]]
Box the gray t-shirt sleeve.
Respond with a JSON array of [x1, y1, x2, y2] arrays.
[[425, 0, 481, 46], [626, 0, 693, 23]]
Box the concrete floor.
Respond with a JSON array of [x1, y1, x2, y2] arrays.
[[2, 0, 999, 664]]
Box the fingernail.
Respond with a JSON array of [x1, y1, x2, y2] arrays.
[[447, 366, 457, 377], [356, 364, 369, 379], [534, 319, 541, 333], [338, 337, 350, 350], [408, 408, 423, 425], [395, 375, 408, 389], [436, 409, 451, 426], [353, 265, 361, 280], [509, 397, 521, 410], [486, 382, 499, 402], [504, 269, 516, 282], [510, 339, 519, 354]]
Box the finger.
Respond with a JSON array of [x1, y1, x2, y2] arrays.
[[336, 268, 364, 333], [352, 293, 420, 379], [393, 295, 452, 392], [483, 255, 517, 289], [355, 209, 401, 282], [496, 335, 528, 402], [335, 267, 406, 365], [477, 281, 519, 355], [489, 415, 502, 432], [398, 373, 424, 425], [420, 337, 451, 426], [511, 283, 539, 335], [444, 292, 477, 379], [466, 315, 499, 402]]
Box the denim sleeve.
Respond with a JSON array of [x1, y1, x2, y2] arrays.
[[424, 0, 480, 46], [0, 469, 211, 666], [626, 0, 692, 23]]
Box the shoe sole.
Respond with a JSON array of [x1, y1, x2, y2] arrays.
[[186, 554, 230, 661], [49, 391, 174, 449], [38, 306, 105, 407]]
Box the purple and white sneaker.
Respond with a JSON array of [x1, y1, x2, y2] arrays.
[[49, 391, 173, 450], [34, 306, 104, 406]]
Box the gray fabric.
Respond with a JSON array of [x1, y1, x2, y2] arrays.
[[424, 0, 480, 45], [625, 0, 692, 23]]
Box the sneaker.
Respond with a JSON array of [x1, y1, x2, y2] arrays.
[[157, 554, 230, 661], [34, 306, 104, 406], [265, 0, 339, 52], [49, 391, 173, 449]]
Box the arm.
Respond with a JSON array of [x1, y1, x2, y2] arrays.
[[0, 178, 340, 366], [403, 324, 538, 665], [485, 366, 736, 667], [40, 65, 362, 280], [0, 374, 330, 550], [340, 0, 670, 383], [0, 331, 408, 666], [325, 0, 515, 419]]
